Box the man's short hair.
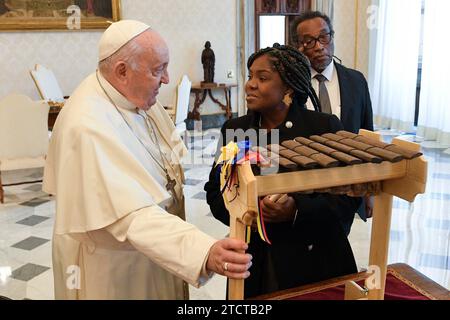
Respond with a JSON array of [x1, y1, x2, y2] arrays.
[[291, 11, 334, 46]]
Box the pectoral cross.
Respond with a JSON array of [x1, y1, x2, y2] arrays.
[[165, 174, 177, 193], [165, 173, 179, 206]]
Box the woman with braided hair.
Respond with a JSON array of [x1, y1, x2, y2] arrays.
[[205, 44, 361, 298]]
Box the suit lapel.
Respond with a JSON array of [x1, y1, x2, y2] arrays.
[[335, 62, 351, 129]]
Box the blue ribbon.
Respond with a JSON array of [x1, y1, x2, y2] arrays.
[[236, 140, 252, 162]]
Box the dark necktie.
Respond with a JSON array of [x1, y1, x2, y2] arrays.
[[315, 74, 332, 114]]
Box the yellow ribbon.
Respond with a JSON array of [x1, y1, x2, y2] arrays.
[[216, 142, 240, 203], [245, 213, 266, 245], [215, 142, 240, 167]]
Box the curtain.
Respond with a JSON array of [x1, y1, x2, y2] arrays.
[[369, 0, 422, 132], [237, 0, 255, 116], [312, 0, 334, 21], [417, 0, 450, 145]]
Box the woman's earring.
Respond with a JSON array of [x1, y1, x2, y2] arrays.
[[283, 93, 293, 107]]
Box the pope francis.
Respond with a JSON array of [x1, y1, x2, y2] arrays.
[[43, 20, 252, 300]]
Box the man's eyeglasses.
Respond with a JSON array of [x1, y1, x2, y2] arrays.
[[299, 32, 334, 50]]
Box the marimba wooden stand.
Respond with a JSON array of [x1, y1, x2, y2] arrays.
[[222, 130, 428, 300]]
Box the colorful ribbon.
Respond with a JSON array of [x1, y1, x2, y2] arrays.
[[215, 141, 240, 169], [257, 198, 272, 245], [215, 142, 240, 196], [216, 140, 271, 245]]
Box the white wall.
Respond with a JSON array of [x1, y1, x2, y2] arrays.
[[0, 0, 238, 115], [0, 31, 100, 103], [333, 0, 371, 78], [124, 0, 238, 114]]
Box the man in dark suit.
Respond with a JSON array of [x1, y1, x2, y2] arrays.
[[292, 11, 374, 233]]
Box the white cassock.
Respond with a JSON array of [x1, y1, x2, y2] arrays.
[[43, 71, 216, 300]]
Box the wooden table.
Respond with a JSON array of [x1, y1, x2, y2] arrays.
[[188, 83, 237, 120], [47, 102, 63, 130]]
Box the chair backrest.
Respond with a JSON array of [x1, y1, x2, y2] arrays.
[[175, 75, 192, 125], [30, 64, 65, 103], [0, 94, 49, 170]]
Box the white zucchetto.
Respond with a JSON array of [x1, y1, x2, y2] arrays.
[[98, 20, 150, 62]]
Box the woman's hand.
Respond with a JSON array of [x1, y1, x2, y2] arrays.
[[260, 195, 297, 223]]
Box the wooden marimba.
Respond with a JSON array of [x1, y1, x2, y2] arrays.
[[221, 130, 428, 300]]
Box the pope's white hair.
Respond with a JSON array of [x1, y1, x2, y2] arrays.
[[98, 36, 144, 74]]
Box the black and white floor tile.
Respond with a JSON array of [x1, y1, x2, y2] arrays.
[[0, 130, 449, 300]]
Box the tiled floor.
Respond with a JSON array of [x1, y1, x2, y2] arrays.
[[0, 129, 449, 300]]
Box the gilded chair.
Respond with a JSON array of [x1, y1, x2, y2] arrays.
[[0, 94, 50, 203]]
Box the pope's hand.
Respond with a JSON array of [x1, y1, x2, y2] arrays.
[[206, 239, 252, 279]]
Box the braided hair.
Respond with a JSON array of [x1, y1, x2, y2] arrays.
[[247, 43, 321, 112]]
